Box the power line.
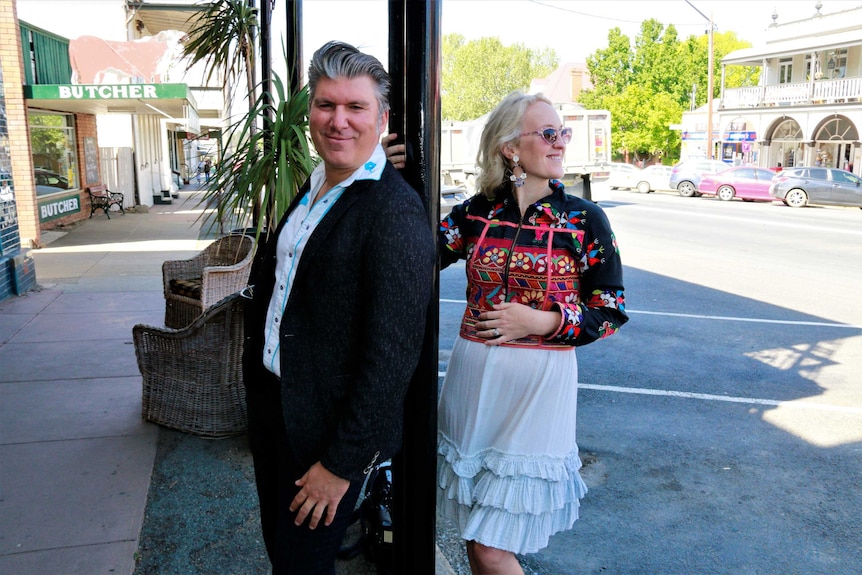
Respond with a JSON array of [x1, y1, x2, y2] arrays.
[[525, 0, 704, 26]]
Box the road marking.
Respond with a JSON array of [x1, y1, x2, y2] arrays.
[[439, 299, 862, 330], [433, 373, 862, 414], [610, 203, 862, 236], [579, 384, 862, 414], [437, 301, 861, 413], [627, 309, 862, 329]]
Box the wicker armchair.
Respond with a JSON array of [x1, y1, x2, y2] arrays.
[[133, 293, 247, 438], [163, 234, 254, 329]]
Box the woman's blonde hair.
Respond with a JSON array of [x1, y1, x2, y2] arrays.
[[475, 91, 553, 198]]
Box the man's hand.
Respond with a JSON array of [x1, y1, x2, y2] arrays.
[[290, 461, 350, 529], [381, 133, 406, 169]]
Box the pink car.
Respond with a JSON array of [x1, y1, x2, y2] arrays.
[[698, 166, 777, 202]]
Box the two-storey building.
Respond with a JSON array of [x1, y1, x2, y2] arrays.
[[681, 2, 861, 175]]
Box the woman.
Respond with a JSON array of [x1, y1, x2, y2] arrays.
[[436, 91, 628, 574]]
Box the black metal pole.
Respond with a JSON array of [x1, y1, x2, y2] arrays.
[[260, 0, 272, 99], [388, 1, 441, 573], [283, 0, 303, 88]]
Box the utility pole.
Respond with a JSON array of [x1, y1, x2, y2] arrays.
[[686, 1, 715, 160], [707, 13, 714, 159]]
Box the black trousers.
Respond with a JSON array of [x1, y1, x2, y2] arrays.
[[246, 375, 362, 575]]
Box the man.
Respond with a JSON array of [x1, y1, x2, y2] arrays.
[[242, 41, 434, 574]]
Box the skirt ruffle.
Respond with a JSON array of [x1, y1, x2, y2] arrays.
[[437, 432, 588, 554]]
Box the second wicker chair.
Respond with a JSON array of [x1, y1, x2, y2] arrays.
[[162, 234, 254, 328]]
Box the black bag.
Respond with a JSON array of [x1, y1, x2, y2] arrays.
[[338, 460, 394, 574]]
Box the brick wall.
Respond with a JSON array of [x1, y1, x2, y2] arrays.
[[0, 0, 39, 247]]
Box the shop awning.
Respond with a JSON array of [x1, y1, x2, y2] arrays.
[[24, 83, 199, 132]]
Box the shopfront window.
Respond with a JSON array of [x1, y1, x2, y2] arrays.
[[28, 112, 79, 197]]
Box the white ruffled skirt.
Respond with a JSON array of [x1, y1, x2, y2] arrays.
[[437, 336, 587, 555]]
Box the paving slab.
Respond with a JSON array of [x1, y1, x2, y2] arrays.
[[0, 540, 139, 575], [0, 327, 140, 383], [0, 434, 156, 555], [39, 291, 165, 314], [8, 309, 162, 343], [0, 376, 150, 444]]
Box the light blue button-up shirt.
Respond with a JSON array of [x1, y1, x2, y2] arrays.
[[262, 144, 388, 377]]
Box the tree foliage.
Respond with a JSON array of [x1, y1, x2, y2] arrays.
[[580, 19, 757, 162], [442, 34, 558, 121]]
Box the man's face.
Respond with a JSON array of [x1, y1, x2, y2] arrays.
[[309, 75, 387, 177]]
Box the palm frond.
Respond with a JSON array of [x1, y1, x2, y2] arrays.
[[197, 71, 316, 242]]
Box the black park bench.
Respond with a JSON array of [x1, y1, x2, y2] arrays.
[[86, 184, 125, 219]]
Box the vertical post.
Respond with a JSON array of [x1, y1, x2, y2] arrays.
[[388, 1, 441, 573], [284, 0, 303, 88], [706, 15, 714, 160], [260, 0, 272, 100]]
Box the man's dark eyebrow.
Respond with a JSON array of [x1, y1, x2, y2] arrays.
[[312, 97, 372, 108]]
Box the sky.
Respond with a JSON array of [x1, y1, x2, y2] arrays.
[[289, 0, 862, 69], [15, 0, 862, 75]]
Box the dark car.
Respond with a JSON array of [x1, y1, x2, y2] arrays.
[[669, 159, 729, 197], [698, 166, 777, 202], [34, 168, 70, 196], [769, 167, 862, 208]]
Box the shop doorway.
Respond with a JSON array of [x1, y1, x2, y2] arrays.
[[767, 117, 803, 169], [812, 115, 858, 173], [99, 147, 136, 208]]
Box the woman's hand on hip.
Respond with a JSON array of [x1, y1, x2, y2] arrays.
[[476, 302, 561, 345]]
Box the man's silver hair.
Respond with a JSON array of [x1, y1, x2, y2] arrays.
[[307, 41, 391, 118]]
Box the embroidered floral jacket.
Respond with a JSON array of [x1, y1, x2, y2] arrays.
[[439, 180, 628, 348]]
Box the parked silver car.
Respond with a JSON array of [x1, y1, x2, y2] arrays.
[[631, 165, 674, 193], [669, 159, 730, 197], [605, 162, 641, 190], [769, 167, 862, 208]]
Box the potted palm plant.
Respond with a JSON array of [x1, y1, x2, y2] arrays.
[[182, 0, 314, 239], [207, 71, 316, 238]]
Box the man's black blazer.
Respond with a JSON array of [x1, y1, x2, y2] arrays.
[[243, 163, 435, 483]]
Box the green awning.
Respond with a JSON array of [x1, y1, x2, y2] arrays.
[[24, 83, 198, 129]]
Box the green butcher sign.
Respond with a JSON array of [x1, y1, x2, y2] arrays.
[[24, 84, 190, 100], [38, 194, 81, 223]]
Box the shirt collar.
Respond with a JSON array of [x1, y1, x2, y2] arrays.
[[309, 143, 388, 194]]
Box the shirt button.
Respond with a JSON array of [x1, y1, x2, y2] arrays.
[[280, 284, 285, 290]]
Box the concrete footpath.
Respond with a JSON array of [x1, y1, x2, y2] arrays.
[[0, 187, 458, 574]]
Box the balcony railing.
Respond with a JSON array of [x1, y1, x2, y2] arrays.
[[721, 77, 862, 108]]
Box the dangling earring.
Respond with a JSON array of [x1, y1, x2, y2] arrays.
[[508, 154, 527, 188]]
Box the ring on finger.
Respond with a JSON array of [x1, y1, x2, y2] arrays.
[[493, 328, 500, 337]]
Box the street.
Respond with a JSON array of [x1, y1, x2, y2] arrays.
[[435, 184, 862, 574]]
